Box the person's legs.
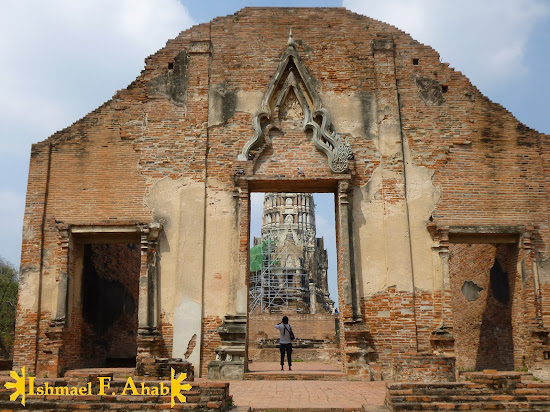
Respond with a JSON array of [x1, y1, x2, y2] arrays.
[[287, 344, 292, 370], [279, 344, 285, 370]]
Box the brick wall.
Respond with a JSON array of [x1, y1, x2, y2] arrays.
[[249, 312, 338, 342], [393, 353, 456, 382], [14, 7, 550, 379], [158, 313, 173, 358], [360, 288, 445, 379], [248, 312, 339, 362], [200, 316, 223, 377]]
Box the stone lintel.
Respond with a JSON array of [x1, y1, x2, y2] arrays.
[[372, 38, 394, 52], [188, 40, 212, 54]]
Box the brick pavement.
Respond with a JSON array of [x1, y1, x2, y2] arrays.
[[215, 362, 387, 410], [229, 379, 387, 410]]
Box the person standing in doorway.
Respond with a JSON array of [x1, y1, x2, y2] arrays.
[[275, 316, 293, 371]]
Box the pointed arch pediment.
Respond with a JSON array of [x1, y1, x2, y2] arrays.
[[238, 34, 353, 174]]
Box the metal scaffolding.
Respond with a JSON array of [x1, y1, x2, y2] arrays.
[[249, 238, 309, 313]]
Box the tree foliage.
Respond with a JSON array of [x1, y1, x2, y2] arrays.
[[0, 257, 18, 359]]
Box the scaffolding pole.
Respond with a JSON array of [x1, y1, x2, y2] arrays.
[[249, 238, 309, 313]]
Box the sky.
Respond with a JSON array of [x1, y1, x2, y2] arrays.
[[1, 0, 549, 303]]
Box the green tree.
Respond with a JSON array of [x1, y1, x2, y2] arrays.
[[0, 257, 18, 359]]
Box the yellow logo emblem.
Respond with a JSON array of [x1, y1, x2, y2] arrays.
[[4, 366, 26, 406], [4, 366, 192, 407], [171, 368, 193, 407]]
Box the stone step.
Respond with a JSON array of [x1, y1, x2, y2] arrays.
[[389, 401, 550, 411], [363, 405, 392, 412], [244, 371, 348, 381], [388, 388, 488, 396], [387, 382, 480, 390], [64, 367, 135, 379], [386, 378, 550, 412], [519, 381, 550, 389], [0, 378, 231, 410], [389, 388, 550, 397], [0, 399, 231, 411], [389, 393, 550, 404], [388, 386, 550, 398], [252, 409, 378, 412], [459, 371, 535, 381]]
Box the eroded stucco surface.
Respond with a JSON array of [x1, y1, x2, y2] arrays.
[[146, 177, 206, 364]]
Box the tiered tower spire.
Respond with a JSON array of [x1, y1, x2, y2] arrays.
[[249, 193, 332, 314]]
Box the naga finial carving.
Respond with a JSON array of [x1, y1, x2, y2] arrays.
[[287, 28, 294, 47], [306, 108, 353, 174], [238, 31, 353, 174]]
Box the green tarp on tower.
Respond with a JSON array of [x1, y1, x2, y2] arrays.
[[250, 241, 265, 272]]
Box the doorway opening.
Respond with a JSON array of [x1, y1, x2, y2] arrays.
[[449, 242, 518, 371], [79, 242, 140, 368], [246, 192, 342, 374]]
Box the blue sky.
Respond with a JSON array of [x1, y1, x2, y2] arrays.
[[1, 0, 549, 302]]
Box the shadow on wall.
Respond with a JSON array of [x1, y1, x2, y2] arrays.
[[450, 243, 518, 371], [475, 245, 517, 371], [81, 243, 140, 368]]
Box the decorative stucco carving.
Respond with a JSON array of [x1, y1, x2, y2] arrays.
[[415, 77, 445, 106], [238, 30, 353, 173]]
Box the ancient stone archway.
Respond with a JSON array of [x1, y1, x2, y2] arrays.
[[208, 32, 360, 379]]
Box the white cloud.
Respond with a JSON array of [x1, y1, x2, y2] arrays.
[[0, 0, 194, 266], [343, 0, 550, 93], [0, 0, 195, 156], [315, 211, 335, 242]]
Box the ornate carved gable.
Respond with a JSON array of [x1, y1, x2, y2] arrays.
[[238, 31, 353, 173]]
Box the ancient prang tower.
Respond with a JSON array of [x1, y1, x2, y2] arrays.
[[249, 193, 332, 314]]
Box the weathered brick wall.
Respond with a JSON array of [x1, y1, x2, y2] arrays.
[[158, 313, 173, 359], [386, 371, 550, 411], [360, 289, 444, 379], [392, 27, 549, 244], [200, 316, 223, 377], [13, 145, 52, 373], [249, 312, 338, 342], [37, 103, 152, 223], [14, 7, 550, 379], [248, 312, 339, 362], [393, 353, 455, 382]]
